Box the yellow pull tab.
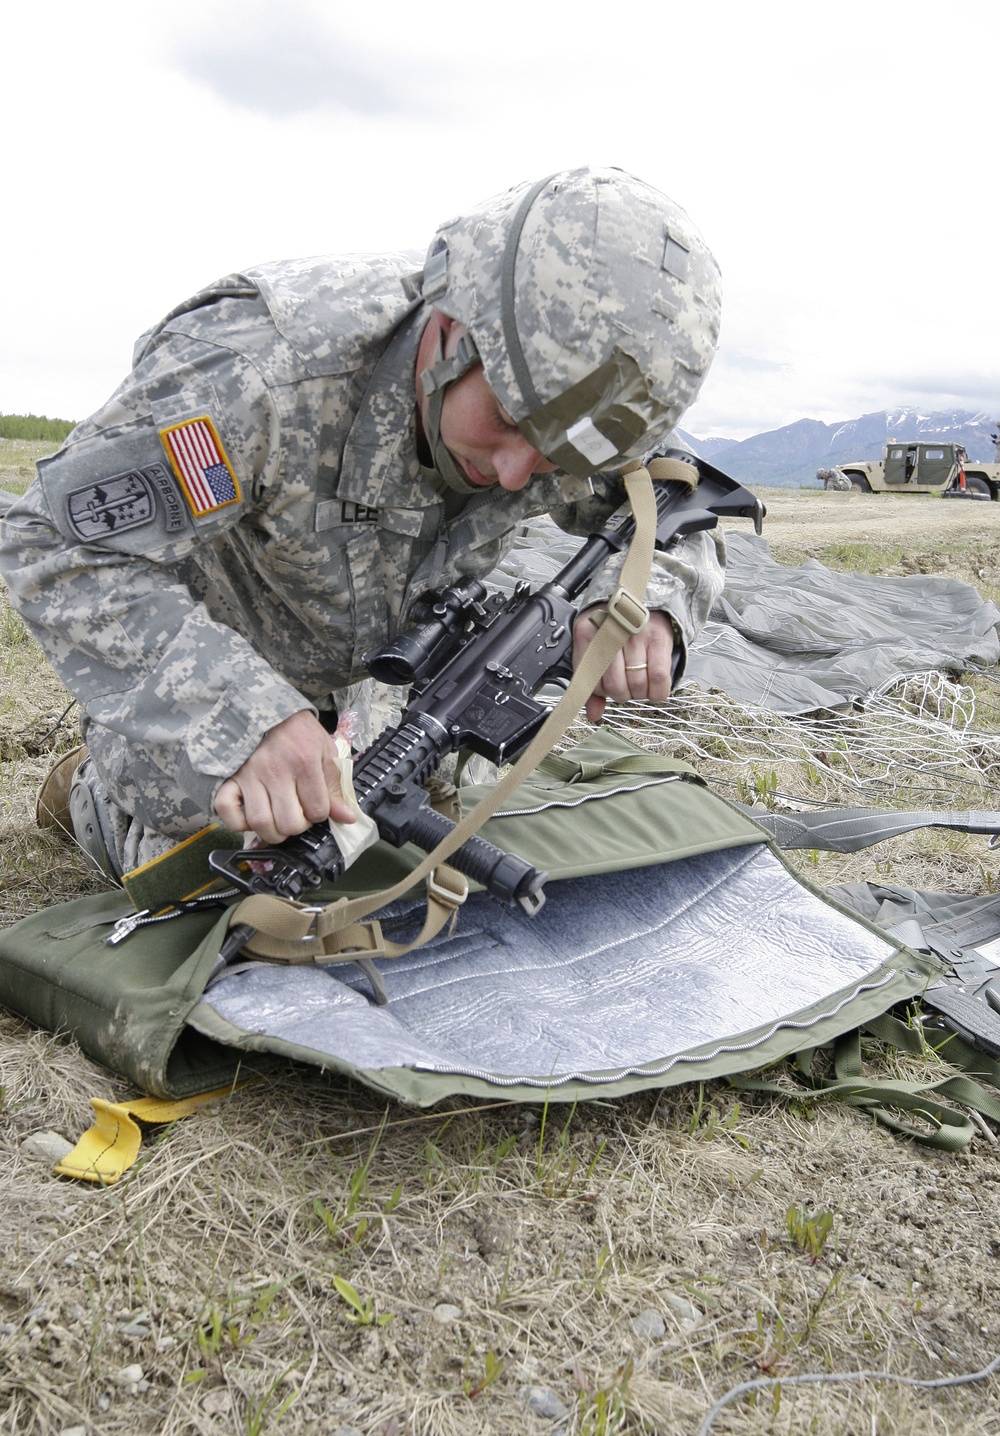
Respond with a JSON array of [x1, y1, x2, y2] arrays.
[[54, 1084, 247, 1185]]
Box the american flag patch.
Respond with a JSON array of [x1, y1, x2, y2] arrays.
[[159, 416, 241, 517]]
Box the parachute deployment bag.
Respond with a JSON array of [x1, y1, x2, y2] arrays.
[[0, 730, 940, 1104]]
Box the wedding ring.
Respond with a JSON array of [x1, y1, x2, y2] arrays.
[[624, 663, 648, 671]]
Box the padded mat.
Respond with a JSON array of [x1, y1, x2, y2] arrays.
[[194, 844, 905, 1089]]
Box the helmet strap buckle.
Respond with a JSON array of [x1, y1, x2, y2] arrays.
[[420, 331, 483, 496], [420, 332, 481, 398]]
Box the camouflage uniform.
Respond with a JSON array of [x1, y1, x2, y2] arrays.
[[0, 251, 724, 866]]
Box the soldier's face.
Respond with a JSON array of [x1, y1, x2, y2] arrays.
[[433, 323, 557, 493]]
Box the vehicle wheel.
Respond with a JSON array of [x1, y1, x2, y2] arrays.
[[847, 473, 871, 493], [965, 473, 993, 499]]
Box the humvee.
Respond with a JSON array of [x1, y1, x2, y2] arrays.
[[964, 426, 1000, 495], [831, 431, 1000, 499]]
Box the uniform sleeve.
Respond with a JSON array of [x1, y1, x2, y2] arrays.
[[546, 472, 726, 681], [0, 327, 312, 815]]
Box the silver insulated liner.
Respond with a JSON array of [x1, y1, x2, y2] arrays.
[[194, 844, 901, 1089]]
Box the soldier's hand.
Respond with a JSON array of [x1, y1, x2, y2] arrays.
[[214, 710, 358, 844], [572, 606, 675, 725]]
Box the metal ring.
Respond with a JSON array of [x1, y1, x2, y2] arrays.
[[624, 663, 648, 671]]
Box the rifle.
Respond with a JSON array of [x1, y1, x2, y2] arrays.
[[208, 454, 763, 959]]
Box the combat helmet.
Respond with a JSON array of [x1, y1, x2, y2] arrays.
[[416, 166, 722, 492]]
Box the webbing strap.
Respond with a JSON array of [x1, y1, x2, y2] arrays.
[[866, 1012, 1000, 1119], [834, 1026, 1000, 1136], [647, 454, 698, 490], [729, 1021, 1000, 1151], [233, 862, 467, 962], [729, 1062, 975, 1151], [746, 806, 1000, 854], [54, 1083, 249, 1184], [232, 465, 658, 964]]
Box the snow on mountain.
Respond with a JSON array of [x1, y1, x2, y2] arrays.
[[672, 429, 739, 461]]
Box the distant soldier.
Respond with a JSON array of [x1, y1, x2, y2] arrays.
[[0, 168, 726, 876]]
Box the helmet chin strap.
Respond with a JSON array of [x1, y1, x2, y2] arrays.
[[419, 330, 484, 496]]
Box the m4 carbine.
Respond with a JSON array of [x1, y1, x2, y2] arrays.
[[208, 454, 763, 934]]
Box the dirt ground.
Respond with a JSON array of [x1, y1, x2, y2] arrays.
[[732, 489, 1000, 552], [2, 476, 1000, 1435]]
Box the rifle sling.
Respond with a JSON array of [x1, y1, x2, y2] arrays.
[[229, 463, 660, 972]]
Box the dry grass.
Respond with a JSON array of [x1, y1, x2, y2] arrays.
[[0, 437, 57, 498], [2, 1038, 998, 1435], [2, 488, 1000, 1434]]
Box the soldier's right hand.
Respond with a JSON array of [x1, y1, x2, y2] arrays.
[[214, 710, 358, 844]]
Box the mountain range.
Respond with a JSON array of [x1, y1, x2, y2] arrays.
[[676, 408, 1000, 488]]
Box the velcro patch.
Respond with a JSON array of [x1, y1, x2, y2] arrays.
[[66, 470, 157, 541], [314, 499, 382, 532], [159, 416, 241, 518], [340, 500, 380, 524], [662, 233, 690, 281]]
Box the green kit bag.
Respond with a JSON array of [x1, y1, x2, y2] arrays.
[[0, 731, 940, 1107]]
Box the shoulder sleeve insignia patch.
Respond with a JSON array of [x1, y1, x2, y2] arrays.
[[159, 416, 242, 518], [66, 470, 157, 541]]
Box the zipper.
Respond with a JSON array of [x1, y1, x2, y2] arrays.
[[106, 888, 240, 946], [483, 773, 683, 820]]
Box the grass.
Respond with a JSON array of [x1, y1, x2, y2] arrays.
[[0, 437, 60, 497], [3, 498, 1000, 1433], [812, 540, 910, 573], [765, 526, 1000, 613], [6, 1065, 994, 1434]]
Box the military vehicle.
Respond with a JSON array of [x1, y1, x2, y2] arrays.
[[964, 424, 1000, 495], [827, 427, 1000, 499]]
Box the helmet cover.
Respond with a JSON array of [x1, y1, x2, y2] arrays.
[[419, 166, 722, 477]]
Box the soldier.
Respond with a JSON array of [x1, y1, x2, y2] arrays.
[[0, 167, 725, 877]]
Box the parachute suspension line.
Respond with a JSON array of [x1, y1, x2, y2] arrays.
[[696, 1351, 1000, 1436], [546, 669, 1000, 815]]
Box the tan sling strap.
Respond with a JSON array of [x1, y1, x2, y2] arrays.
[[229, 462, 662, 970], [648, 453, 699, 490]]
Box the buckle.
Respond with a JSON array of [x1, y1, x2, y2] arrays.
[[606, 585, 649, 635], [427, 866, 468, 910]]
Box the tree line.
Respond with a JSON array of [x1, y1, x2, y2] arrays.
[[0, 413, 75, 442]]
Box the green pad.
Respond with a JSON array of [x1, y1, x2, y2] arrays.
[[121, 824, 244, 914], [0, 732, 940, 1103]]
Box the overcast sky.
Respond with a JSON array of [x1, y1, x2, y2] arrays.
[[2, 0, 997, 440]]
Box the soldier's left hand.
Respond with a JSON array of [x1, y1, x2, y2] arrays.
[[572, 607, 675, 724]]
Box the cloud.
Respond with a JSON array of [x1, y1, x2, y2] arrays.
[[713, 350, 796, 379], [882, 373, 1000, 410], [167, 9, 429, 118], [5, 0, 999, 439]]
